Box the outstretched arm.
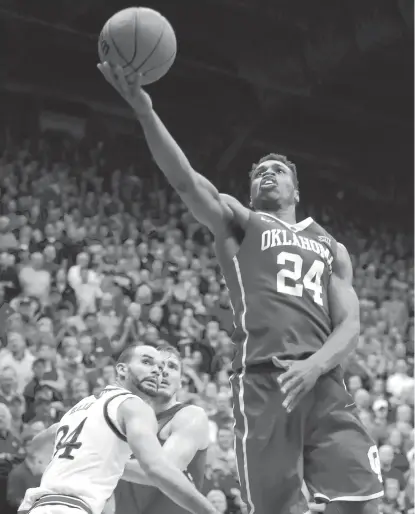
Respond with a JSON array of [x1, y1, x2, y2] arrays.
[[308, 243, 360, 373], [122, 405, 209, 485], [98, 63, 248, 234]]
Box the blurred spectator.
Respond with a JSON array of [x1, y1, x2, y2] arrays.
[[0, 403, 24, 514], [0, 131, 412, 513], [0, 332, 35, 394], [6, 433, 43, 510]]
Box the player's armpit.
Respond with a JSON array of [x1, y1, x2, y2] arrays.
[[308, 243, 360, 375]]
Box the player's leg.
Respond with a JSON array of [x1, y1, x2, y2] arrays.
[[230, 370, 310, 514], [304, 374, 383, 513]]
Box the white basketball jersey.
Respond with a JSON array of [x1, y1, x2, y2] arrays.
[[22, 386, 136, 514]]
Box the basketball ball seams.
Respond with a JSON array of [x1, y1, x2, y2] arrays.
[[107, 18, 129, 66], [131, 17, 166, 74], [99, 7, 177, 85], [124, 50, 176, 81], [123, 9, 139, 68]]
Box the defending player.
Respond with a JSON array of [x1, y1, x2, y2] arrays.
[[114, 346, 210, 514], [98, 63, 384, 514], [19, 345, 217, 514]]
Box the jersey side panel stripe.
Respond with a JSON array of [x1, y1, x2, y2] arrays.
[[231, 255, 256, 514], [103, 392, 132, 442]]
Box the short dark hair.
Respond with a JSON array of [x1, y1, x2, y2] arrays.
[[116, 344, 141, 366], [249, 153, 299, 188]]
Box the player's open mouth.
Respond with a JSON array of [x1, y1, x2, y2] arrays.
[[261, 178, 277, 188], [160, 380, 169, 387]]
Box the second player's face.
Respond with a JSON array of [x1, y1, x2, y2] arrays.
[[250, 160, 298, 211], [158, 353, 182, 399], [127, 348, 163, 397]]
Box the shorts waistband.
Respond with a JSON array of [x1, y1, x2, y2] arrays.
[[28, 494, 92, 514]]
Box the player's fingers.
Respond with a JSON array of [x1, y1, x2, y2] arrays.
[[283, 384, 304, 413], [113, 64, 130, 94], [280, 374, 302, 396], [272, 356, 291, 370], [276, 368, 296, 387], [98, 63, 122, 93]]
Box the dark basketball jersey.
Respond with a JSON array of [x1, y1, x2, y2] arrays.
[[217, 211, 338, 371], [114, 403, 207, 514]]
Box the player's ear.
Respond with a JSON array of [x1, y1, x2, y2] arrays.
[[294, 189, 300, 204], [115, 362, 127, 379]]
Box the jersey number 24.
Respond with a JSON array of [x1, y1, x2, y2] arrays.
[[54, 419, 87, 460], [276, 252, 325, 306]]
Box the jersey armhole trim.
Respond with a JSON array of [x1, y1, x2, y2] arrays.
[[103, 392, 131, 442]]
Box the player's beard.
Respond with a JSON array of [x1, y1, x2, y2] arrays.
[[130, 374, 159, 397]]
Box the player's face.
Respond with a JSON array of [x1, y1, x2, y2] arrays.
[[250, 160, 298, 211], [157, 353, 182, 399], [123, 347, 164, 397]]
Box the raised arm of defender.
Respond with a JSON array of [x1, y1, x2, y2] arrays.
[[98, 63, 249, 234], [119, 397, 216, 514]]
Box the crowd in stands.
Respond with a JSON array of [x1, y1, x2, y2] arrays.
[[0, 133, 413, 514]]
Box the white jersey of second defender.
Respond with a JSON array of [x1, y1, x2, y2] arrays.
[[23, 386, 136, 514]]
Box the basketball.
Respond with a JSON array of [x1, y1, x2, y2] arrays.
[[98, 7, 177, 86]]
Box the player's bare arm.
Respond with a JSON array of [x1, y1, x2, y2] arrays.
[[98, 62, 249, 236], [119, 397, 217, 514], [28, 422, 59, 454], [122, 405, 209, 485]]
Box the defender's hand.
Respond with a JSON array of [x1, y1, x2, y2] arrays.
[[272, 356, 321, 413], [97, 62, 153, 117]]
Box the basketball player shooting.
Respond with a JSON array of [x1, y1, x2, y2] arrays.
[[114, 346, 210, 514], [19, 345, 217, 514], [98, 63, 384, 514]]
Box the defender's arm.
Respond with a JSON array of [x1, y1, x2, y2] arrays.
[[120, 398, 216, 514], [122, 405, 209, 484], [308, 243, 360, 373]]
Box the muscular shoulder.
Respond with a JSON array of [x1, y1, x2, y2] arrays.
[[219, 194, 249, 230], [332, 243, 353, 283], [171, 405, 210, 449], [118, 396, 157, 432]]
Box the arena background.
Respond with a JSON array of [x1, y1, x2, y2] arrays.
[[0, 1, 413, 513]]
